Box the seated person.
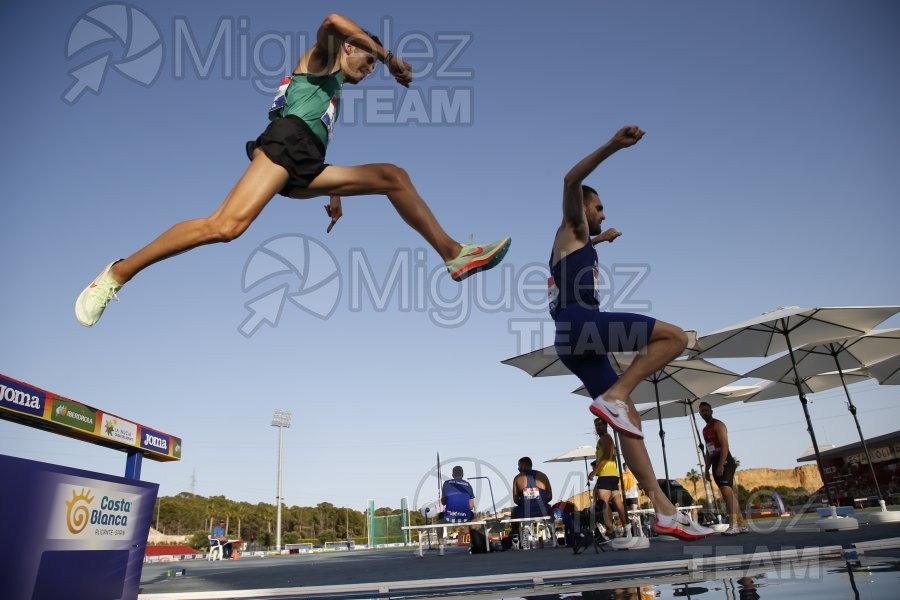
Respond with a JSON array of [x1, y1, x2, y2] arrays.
[[441, 466, 485, 551], [211, 518, 231, 558], [510, 457, 553, 545], [550, 500, 577, 547], [441, 465, 475, 522]]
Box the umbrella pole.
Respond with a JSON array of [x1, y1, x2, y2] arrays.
[[831, 349, 886, 508], [583, 456, 591, 508], [782, 324, 835, 506], [653, 381, 672, 500]]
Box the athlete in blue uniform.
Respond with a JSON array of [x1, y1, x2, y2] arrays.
[[550, 125, 712, 540], [441, 466, 475, 522], [512, 457, 552, 519]]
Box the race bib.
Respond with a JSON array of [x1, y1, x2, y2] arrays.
[[269, 76, 291, 117], [321, 97, 338, 140], [523, 487, 541, 500], [548, 275, 560, 316]]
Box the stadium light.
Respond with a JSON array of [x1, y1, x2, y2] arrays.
[[271, 409, 292, 553]]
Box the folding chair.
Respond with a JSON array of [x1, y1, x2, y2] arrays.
[[207, 536, 223, 561]]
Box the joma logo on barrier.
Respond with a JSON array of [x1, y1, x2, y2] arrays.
[[140, 427, 170, 452], [0, 377, 46, 417]]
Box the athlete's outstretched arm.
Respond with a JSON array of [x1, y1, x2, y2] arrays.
[[560, 126, 645, 228], [312, 14, 412, 86]]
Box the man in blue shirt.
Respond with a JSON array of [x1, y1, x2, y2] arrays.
[[211, 518, 231, 558], [441, 466, 475, 522]]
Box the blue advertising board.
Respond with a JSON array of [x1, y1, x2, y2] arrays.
[[0, 453, 158, 600]]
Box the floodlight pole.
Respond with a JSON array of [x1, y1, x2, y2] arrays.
[[271, 409, 293, 553]]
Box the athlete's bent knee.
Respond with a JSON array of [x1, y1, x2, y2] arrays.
[[654, 323, 688, 354], [376, 163, 411, 192], [671, 327, 688, 353], [206, 216, 250, 243]]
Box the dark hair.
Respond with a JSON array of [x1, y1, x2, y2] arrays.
[[581, 185, 599, 203], [518, 456, 533, 469], [699, 401, 712, 410], [452, 465, 463, 478]]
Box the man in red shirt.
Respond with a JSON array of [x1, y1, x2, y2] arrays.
[[700, 402, 747, 534]]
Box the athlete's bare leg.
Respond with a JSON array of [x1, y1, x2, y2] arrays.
[[110, 150, 290, 284], [291, 163, 461, 261]]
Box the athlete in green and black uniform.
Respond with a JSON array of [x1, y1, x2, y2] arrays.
[[76, 13, 510, 327]]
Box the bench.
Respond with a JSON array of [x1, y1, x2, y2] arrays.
[[402, 521, 492, 557]]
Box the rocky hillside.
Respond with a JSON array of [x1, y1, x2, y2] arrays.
[[677, 465, 823, 502], [566, 465, 823, 509]]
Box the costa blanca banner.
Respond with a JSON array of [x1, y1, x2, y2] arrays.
[[0, 453, 158, 600]]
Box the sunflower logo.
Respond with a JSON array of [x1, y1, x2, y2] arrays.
[[66, 488, 95, 535]]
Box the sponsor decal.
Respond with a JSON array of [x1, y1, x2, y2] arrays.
[[50, 398, 97, 433], [0, 374, 46, 417], [49, 484, 141, 543], [172, 437, 182, 459], [140, 426, 170, 454], [99, 413, 138, 446]]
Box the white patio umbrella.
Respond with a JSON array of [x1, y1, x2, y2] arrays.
[[743, 370, 870, 402], [546, 440, 649, 549], [545, 445, 596, 484], [500, 344, 575, 377], [693, 305, 900, 509], [745, 328, 900, 382], [694, 306, 900, 359], [861, 351, 900, 523], [572, 357, 741, 499], [745, 329, 900, 509], [742, 369, 880, 528], [866, 353, 900, 385], [501, 332, 699, 379], [637, 385, 761, 512]]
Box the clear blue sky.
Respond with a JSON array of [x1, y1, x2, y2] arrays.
[[2, 1, 898, 515]]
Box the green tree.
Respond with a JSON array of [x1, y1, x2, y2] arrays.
[[257, 531, 273, 550], [190, 530, 211, 550], [318, 529, 337, 545], [686, 469, 701, 498]]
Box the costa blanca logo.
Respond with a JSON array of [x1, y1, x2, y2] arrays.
[[66, 488, 94, 535], [238, 234, 342, 337], [50, 484, 141, 541], [63, 3, 163, 104]]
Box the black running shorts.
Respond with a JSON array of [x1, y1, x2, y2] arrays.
[[713, 455, 738, 488], [246, 116, 328, 197], [594, 476, 620, 492]]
